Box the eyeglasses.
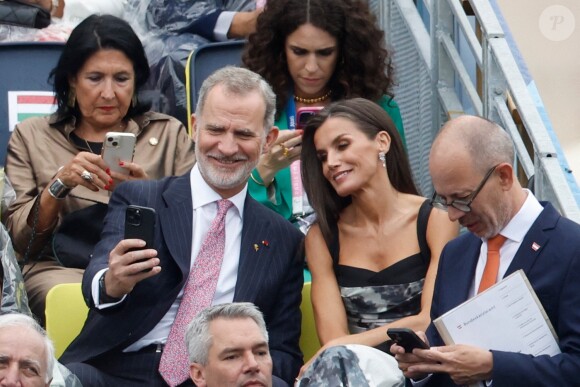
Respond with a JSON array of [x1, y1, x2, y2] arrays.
[[430, 165, 499, 213]]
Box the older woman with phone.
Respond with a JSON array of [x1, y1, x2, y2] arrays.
[[2, 14, 194, 325], [296, 99, 457, 383], [243, 0, 405, 228]]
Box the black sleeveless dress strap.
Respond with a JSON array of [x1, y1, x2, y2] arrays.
[[328, 199, 433, 268]]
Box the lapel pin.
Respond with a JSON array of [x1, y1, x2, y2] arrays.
[[262, 240, 269, 247], [254, 244, 259, 252], [531, 242, 540, 251]]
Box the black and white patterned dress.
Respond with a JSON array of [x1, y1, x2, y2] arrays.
[[329, 200, 432, 352]]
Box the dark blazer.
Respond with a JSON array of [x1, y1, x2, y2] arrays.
[[60, 173, 305, 384], [425, 202, 580, 387]]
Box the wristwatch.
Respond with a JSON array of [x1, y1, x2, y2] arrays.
[[48, 178, 72, 200], [99, 271, 122, 304]]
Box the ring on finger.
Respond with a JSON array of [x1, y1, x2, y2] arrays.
[[281, 144, 290, 158], [81, 170, 93, 182]]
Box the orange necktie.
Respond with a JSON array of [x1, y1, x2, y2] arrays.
[[478, 234, 507, 293]]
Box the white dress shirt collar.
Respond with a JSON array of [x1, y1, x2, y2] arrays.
[[471, 189, 544, 296], [189, 164, 247, 218], [482, 189, 543, 244]]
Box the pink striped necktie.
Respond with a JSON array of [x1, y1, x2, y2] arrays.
[[159, 199, 233, 386]]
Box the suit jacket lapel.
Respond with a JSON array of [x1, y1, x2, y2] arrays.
[[160, 174, 193, 276], [505, 202, 557, 277], [234, 196, 275, 302], [452, 235, 481, 303]]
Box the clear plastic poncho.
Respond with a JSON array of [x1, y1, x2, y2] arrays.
[[0, 169, 81, 387], [123, 0, 256, 125]]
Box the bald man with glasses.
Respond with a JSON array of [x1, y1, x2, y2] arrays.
[[391, 115, 580, 387]]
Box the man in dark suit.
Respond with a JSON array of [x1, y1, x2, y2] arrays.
[[392, 115, 580, 386], [61, 67, 304, 386]]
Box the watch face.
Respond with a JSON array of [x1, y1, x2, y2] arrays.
[[49, 179, 71, 199]]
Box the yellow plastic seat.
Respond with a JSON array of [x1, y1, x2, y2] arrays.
[[300, 282, 320, 361], [45, 281, 320, 360], [45, 283, 89, 358]]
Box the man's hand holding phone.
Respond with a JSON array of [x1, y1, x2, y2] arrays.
[[388, 329, 432, 380], [103, 205, 160, 299], [388, 328, 430, 352], [392, 340, 494, 386], [104, 239, 160, 299]]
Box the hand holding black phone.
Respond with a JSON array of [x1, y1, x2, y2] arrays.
[[124, 205, 156, 271], [387, 328, 430, 353], [124, 205, 156, 247]]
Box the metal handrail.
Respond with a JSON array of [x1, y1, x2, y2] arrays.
[[375, 0, 580, 222], [433, 0, 580, 222]]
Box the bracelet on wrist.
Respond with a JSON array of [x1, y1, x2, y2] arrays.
[[47, 178, 72, 200], [250, 170, 273, 187]]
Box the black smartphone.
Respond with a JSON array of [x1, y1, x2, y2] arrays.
[[296, 107, 323, 129], [124, 206, 156, 273], [387, 328, 429, 353], [124, 205, 156, 248]]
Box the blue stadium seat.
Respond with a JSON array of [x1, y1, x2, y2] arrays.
[[185, 40, 245, 135]]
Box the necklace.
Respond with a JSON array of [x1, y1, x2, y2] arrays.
[[74, 121, 126, 154], [83, 138, 98, 154], [294, 89, 332, 104], [70, 132, 102, 155]]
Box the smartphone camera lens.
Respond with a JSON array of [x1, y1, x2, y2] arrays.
[[127, 210, 141, 226], [112, 141, 119, 147], [107, 137, 114, 142]]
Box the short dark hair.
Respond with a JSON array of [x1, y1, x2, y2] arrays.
[[301, 98, 418, 244], [243, 0, 395, 120], [50, 14, 150, 120]]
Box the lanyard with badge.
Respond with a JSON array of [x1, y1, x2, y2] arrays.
[[285, 97, 313, 220]]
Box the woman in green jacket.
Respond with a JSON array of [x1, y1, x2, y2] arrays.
[[243, 0, 405, 229]]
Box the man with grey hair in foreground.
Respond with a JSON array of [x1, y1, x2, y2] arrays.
[[62, 67, 304, 386], [0, 313, 54, 386], [186, 302, 284, 387]]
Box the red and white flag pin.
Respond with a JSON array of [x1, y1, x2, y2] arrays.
[[531, 242, 540, 251]]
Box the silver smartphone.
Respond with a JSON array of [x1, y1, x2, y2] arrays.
[[102, 132, 136, 176]]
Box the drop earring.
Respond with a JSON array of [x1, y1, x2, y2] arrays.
[[378, 152, 386, 168], [131, 94, 137, 108], [67, 87, 76, 108]]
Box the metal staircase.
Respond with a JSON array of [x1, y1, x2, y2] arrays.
[[370, 0, 580, 223]]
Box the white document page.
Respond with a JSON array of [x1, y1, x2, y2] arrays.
[[434, 270, 560, 356]]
